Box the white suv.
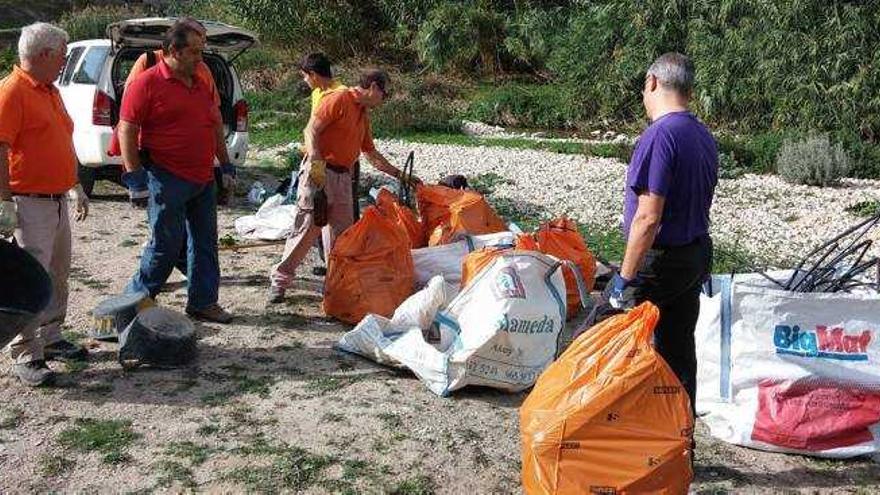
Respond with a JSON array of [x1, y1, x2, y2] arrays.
[[57, 18, 256, 196]]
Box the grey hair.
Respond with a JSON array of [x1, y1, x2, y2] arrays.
[[18, 22, 69, 60], [647, 52, 695, 96]]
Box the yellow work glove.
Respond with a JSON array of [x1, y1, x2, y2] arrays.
[[309, 159, 326, 188]]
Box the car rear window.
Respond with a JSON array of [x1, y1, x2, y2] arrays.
[[72, 46, 109, 85], [59, 46, 85, 86]]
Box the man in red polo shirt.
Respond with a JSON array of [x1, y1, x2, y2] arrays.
[[117, 21, 233, 323]]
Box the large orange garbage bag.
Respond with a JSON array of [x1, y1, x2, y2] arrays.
[[375, 188, 424, 248], [516, 217, 596, 319], [416, 184, 506, 246], [520, 302, 693, 494], [323, 206, 415, 324]]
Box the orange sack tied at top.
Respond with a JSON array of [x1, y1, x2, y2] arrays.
[[323, 206, 415, 324], [375, 188, 424, 248], [516, 217, 596, 319], [415, 184, 506, 246], [520, 302, 693, 494]]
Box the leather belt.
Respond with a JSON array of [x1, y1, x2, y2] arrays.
[[13, 193, 66, 199], [326, 163, 349, 174]]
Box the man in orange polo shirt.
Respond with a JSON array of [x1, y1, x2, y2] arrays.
[[268, 69, 418, 303], [0, 23, 90, 386]]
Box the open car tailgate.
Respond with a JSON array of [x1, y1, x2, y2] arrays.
[[107, 17, 257, 60]]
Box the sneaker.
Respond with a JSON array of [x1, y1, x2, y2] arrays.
[[311, 266, 327, 276], [13, 360, 55, 387], [267, 285, 285, 304], [44, 339, 88, 361], [186, 304, 234, 324]]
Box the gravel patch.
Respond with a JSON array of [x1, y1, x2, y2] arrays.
[[364, 139, 880, 265]]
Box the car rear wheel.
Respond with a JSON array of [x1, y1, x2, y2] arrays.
[[78, 164, 96, 197]]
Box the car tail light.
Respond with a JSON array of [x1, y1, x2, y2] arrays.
[[233, 99, 248, 132], [92, 90, 112, 127]]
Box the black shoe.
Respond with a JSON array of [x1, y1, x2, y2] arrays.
[[312, 266, 327, 276], [44, 339, 88, 361], [13, 360, 55, 387]]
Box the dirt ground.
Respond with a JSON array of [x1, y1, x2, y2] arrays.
[[0, 168, 878, 494]]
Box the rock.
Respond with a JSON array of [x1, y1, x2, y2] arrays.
[[461, 120, 507, 138]]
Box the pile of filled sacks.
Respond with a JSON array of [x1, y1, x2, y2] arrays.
[[328, 182, 598, 395]]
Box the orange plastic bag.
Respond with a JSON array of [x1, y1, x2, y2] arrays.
[[516, 217, 596, 319], [416, 184, 506, 246], [323, 206, 415, 324], [520, 302, 693, 494], [375, 188, 424, 248]]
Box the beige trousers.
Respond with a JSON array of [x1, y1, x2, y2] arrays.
[[270, 163, 354, 288], [9, 196, 71, 363]]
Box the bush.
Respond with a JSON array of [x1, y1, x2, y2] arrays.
[[58, 5, 145, 42], [686, 1, 880, 136], [845, 200, 880, 218], [716, 132, 788, 175], [372, 94, 460, 137], [717, 152, 746, 179], [416, 2, 507, 74], [466, 82, 575, 129], [503, 7, 566, 74], [548, 2, 688, 123], [776, 133, 851, 186], [0, 46, 14, 77], [837, 131, 880, 180], [210, 0, 379, 58]]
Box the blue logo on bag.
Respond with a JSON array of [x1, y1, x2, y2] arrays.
[[773, 324, 872, 361], [493, 266, 526, 300]]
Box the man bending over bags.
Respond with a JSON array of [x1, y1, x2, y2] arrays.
[[267, 70, 419, 304]]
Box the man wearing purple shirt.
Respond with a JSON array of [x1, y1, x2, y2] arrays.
[[609, 52, 718, 418]]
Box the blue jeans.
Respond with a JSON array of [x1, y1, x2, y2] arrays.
[[126, 166, 219, 310]]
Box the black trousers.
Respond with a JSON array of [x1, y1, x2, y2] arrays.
[[634, 234, 713, 417]]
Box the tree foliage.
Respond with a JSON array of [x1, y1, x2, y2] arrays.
[[43, 0, 880, 178]]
